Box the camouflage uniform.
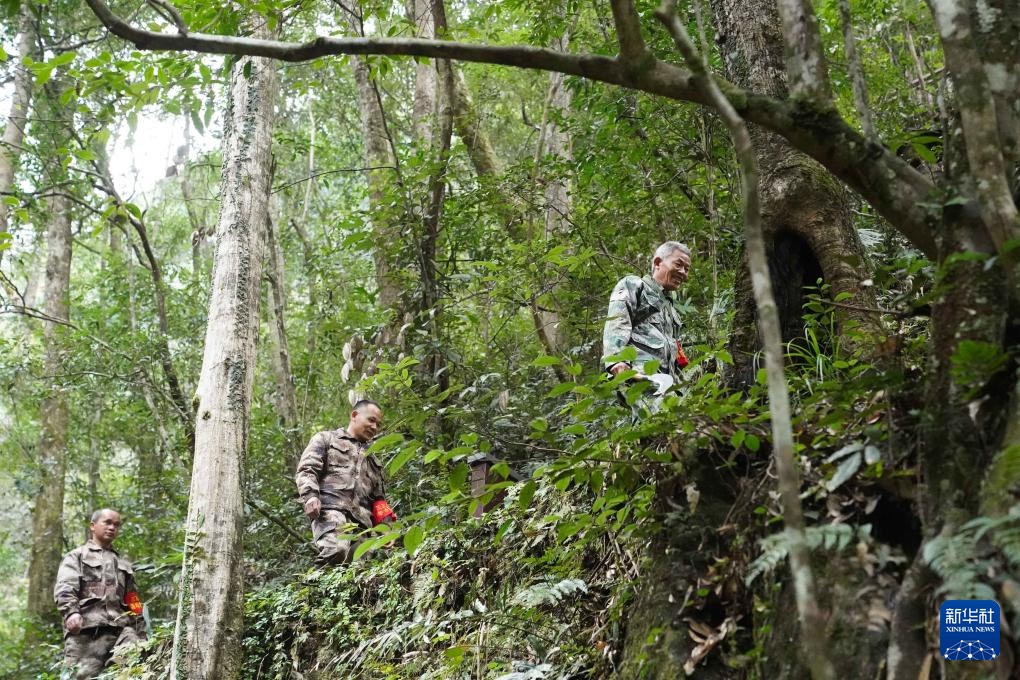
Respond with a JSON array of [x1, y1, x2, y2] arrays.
[[602, 274, 685, 415], [296, 427, 387, 565], [53, 540, 146, 679]]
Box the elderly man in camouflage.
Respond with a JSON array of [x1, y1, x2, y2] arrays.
[[54, 508, 146, 679], [296, 399, 397, 566], [603, 241, 692, 415]]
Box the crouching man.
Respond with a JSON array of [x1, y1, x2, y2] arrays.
[[54, 508, 146, 679]]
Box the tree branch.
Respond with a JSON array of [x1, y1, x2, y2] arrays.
[[609, 0, 650, 63], [82, 0, 940, 257], [837, 0, 876, 142], [930, 0, 1020, 251], [775, 0, 833, 105], [655, 2, 834, 678]]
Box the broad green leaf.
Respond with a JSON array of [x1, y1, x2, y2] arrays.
[[367, 432, 404, 453], [826, 452, 862, 491], [387, 441, 419, 475], [518, 480, 536, 510], [403, 525, 423, 556]]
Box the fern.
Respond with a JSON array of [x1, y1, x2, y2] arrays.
[[512, 578, 588, 609], [746, 524, 870, 585]]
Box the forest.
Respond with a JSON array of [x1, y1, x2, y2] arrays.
[[0, 0, 1018, 678]]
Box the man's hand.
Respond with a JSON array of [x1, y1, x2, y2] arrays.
[[303, 497, 321, 520], [609, 362, 631, 377], [65, 613, 83, 634]]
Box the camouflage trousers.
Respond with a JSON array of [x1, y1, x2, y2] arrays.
[[311, 509, 366, 566], [63, 625, 142, 679]]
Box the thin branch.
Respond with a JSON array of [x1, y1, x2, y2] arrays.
[[146, 0, 189, 34], [655, 2, 834, 678], [609, 0, 649, 63], [246, 499, 313, 551], [837, 0, 876, 142], [271, 165, 396, 193]]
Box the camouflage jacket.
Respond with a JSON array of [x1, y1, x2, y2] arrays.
[[602, 274, 684, 377], [295, 428, 386, 528], [53, 540, 143, 634]]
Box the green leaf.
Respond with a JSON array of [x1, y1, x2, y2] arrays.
[[444, 646, 467, 664], [403, 525, 423, 556], [745, 434, 760, 452], [387, 441, 419, 475], [0, 46, 7, 63], [826, 452, 862, 491], [826, 442, 863, 463], [532, 355, 560, 367], [190, 107, 205, 135], [351, 535, 377, 562], [449, 462, 469, 489], [494, 519, 514, 544], [518, 480, 536, 510], [48, 51, 76, 67], [367, 432, 404, 454], [641, 359, 660, 375], [605, 346, 637, 363]]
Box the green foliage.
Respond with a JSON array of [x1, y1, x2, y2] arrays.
[[746, 524, 872, 586]]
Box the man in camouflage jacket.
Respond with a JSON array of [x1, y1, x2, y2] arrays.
[[296, 399, 391, 566], [603, 241, 692, 410], [54, 509, 146, 679]]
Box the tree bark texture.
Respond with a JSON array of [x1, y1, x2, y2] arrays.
[[344, 4, 403, 314], [25, 193, 72, 622], [533, 30, 573, 354], [0, 5, 37, 266], [407, 0, 437, 146], [713, 0, 882, 387], [170, 36, 277, 680], [265, 214, 300, 461]]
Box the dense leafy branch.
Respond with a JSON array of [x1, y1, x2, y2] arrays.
[[80, 0, 944, 256]]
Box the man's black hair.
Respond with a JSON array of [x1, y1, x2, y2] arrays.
[[353, 398, 382, 412]]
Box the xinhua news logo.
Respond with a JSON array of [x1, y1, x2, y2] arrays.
[[940, 600, 1000, 661]]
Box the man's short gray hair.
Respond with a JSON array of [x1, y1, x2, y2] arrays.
[[91, 508, 118, 523], [651, 241, 692, 272]]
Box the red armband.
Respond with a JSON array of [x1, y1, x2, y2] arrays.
[[675, 340, 689, 369], [372, 499, 397, 525], [124, 591, 143, 616]]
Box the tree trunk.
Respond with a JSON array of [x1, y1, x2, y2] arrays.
[[407, 0, 437, 146], [25, 193, 72, 623], [712, 0, 883, 387], [170, 32, 277, 680], [0, 4, 36, 267], [533, 30, 573, 354], [265, 214, 300, 461], [344, 4, 403, 315]]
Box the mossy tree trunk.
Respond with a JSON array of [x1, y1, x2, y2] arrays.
[[170, 27, 278, 680], [25, 193, 72, 625]]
